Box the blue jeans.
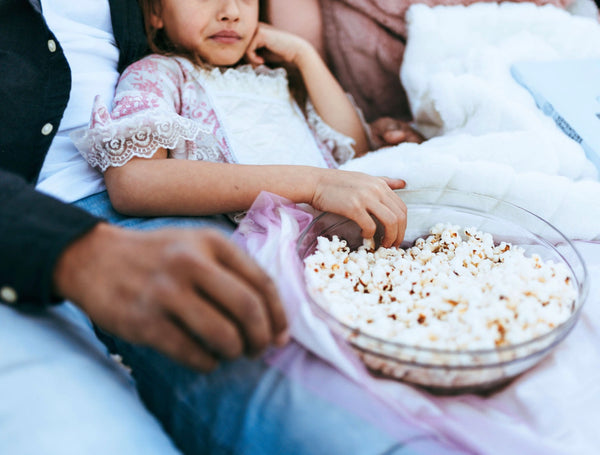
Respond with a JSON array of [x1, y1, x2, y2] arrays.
[[70, 191, 460, 455]]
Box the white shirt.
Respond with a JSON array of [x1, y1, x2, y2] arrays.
[[36, 0, 119, 202]]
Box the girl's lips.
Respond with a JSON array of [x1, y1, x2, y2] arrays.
[[210, 31, 241, 44]]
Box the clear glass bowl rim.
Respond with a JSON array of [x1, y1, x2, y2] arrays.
[[297, 188, 590, 357]]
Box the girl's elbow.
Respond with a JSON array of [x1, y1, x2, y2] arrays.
[[104, 172, 144, 215], [106, 186, 140, 215]]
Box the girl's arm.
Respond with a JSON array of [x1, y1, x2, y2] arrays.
[[246, 24, 369, 156], [104, 151, 407, 247], [264, 0, 325, 58]]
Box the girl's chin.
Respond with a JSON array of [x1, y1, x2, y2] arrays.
[[203, 55, 245, 67]]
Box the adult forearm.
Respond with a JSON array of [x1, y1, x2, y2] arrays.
[[104, 159, 320, 216]]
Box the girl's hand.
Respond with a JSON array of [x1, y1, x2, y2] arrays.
[[310, 169, 408, 247], [245, 22, 313, 67]]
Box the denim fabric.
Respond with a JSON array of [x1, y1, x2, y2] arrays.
[[103, 333, 424, 455], [73, 191, 237, 234], [73, 191, 424, 455]]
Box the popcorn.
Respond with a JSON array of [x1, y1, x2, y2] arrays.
[[304, 223, 577, 353]]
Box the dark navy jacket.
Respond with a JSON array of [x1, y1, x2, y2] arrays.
[[0, 0, 148, 305]]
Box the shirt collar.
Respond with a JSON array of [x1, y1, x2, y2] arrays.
[[28, 0, 42, 14]]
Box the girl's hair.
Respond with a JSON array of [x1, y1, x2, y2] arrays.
[[138, 0, 204, 65]]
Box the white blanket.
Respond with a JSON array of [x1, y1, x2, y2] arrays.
[[341, 3, 600, 241]]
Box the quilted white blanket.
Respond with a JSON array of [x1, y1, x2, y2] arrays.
[[341, 2, 600, 240]]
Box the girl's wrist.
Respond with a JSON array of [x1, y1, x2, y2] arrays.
[[287, 165, 325, 205], [292, 39, 320, 70]]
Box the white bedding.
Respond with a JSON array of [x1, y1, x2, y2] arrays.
[[341, 2, 600, 241]]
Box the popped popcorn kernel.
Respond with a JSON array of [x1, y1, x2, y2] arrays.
[[304, 225, 577, 352]]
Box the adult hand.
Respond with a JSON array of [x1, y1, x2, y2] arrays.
[[369, 117, 425, 149], [53, 223, 288, 371], [310, 169, 407, 247]]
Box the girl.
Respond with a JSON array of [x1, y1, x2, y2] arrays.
[[74, 0, 407, 246]]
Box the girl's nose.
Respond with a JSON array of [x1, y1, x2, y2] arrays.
[[218, 0, 240, 22]]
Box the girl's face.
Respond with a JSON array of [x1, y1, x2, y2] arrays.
[[151, 0, 259, 66]]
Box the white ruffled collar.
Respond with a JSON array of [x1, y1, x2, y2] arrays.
[[180, 58, 290, 99]]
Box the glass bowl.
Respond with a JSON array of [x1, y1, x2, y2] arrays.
[[296, 189, 589, 395]]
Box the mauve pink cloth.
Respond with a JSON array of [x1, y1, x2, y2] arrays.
[[320, 0, 574, 121]]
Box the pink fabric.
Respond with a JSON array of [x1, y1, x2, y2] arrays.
[[321, 0, 574, 122]]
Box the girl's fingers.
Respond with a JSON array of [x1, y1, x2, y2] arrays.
[[353, 209, 379, 240], [381, 176, 406, 190], [247, 53, 265, 65], [366, 184, 407, 247], [245, 29, 266, 65], [368, 204, 401, 247]]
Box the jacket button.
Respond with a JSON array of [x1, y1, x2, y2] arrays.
[[48, 39, 57, 52], [41, 123, 54, 136], [0, 286, 18, 304]]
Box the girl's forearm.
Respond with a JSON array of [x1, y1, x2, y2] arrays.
[[266, 0, 325, 58], [104, 159, 320, 216], [294, 44, 369, 155]]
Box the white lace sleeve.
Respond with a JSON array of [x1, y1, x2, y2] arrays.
[[72, 55, 225, 172], [305, 98, 357, 165], [71, 97, 218, 172]]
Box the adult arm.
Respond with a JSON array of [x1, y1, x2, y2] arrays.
[[0, 168, 288, 367], [0, 170, 101, 305]]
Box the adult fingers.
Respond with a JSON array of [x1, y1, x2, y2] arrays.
[[179, 233, 287, 356], [142, 316, 219, 372], [382, 185, 408, 217], [382, 129, 407, 145], [192, 262, 275, 357], [364, 184, 407, 247], [167, 286, 247, 360], [214, 237, 289, 346]]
